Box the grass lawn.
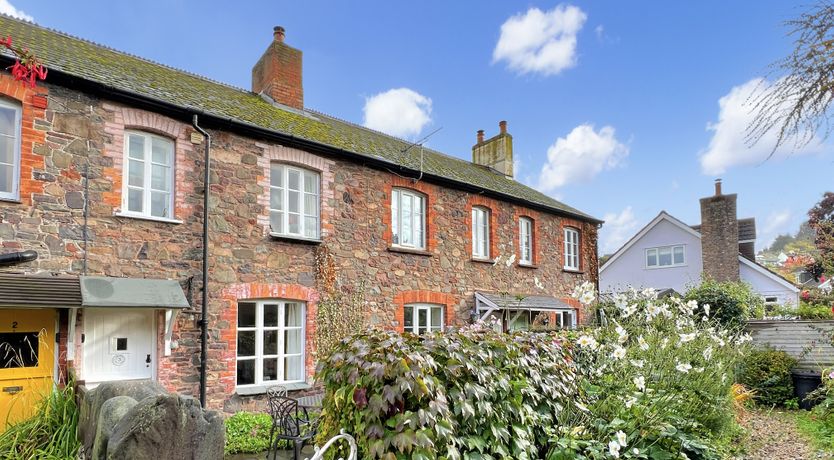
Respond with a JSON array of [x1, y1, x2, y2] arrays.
[[792, 409, 834, 453]]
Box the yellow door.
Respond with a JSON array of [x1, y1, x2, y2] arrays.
[[0, 309, 55, 431]]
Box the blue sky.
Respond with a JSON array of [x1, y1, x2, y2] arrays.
[[11, 1, 833, 254]]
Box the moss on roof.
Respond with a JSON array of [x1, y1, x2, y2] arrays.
[[0, 15, 598, 222]]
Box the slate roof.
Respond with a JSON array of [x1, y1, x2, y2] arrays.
[[691, 217, 756, 241], [475, 292, 576, 311], [0, 15, 599, 223]]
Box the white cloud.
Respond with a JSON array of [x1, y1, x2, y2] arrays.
[[595, 25, 604, 41], [758, 209, 793, 250], [699, 78, 822, 175], [538, 124, 629, 191], [363, 88, 432, 139], [0, 0, 33, 21], [493, 5, 587, 76], [600, 206, 638, 254]]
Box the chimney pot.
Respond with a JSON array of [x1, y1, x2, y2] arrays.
[[273, 26, 286, 43], [499, 120, 507, 134], [477, 130, 484, 143], [715, 178, 722, 196]]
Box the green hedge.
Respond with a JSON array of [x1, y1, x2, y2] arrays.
[[738, 347, 797, 406], [316, 326, 579, 459]]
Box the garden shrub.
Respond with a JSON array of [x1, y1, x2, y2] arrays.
[[554, 285, 749, 459], [737, 347, 797, 407], [684, 279, 764, 327], [807, 371, 834, 443], [317, 283, 749, 459], [0, 383, 80, 459], [224, 411, 274, 455], [317, 324, 580, 459], [797, 301, 834, 319]]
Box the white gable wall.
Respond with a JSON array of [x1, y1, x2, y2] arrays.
[[740, 260, 800, 307], [600, 218, 703, 294]]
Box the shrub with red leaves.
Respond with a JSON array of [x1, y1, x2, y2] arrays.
[[1, 35, 47, 87]]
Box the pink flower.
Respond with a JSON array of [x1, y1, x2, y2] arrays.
[[828, 371, 834, 380]]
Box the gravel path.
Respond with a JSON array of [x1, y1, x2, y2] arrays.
[[739, 409, 829, 459]]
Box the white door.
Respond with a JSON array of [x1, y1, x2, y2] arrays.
[[83, 309, 155, 383]]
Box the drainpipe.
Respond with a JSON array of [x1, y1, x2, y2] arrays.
[[192, 115, 211, 408], [0, 250, 38, 266]]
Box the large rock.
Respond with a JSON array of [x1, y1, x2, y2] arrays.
[[79, 380, 169, 455], [90, 396, 137, 460], [106, 394, 224, 460]]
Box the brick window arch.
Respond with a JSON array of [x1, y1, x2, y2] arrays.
[[394, 290, 456, 332], [465, 195, 499, 261], [383, 176, 438, 252]]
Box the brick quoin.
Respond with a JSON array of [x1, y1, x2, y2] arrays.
[[0, 73, 47, 205]]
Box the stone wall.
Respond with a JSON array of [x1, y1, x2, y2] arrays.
[[0, 75, 598, 411]]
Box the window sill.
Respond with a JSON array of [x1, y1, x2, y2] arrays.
[[387, 246, 432, 257], [114, 211, 183, 225], [471, 257, 496, 265], [269, 233, 322, 245], [563, 268, 584, 274], [0, 197, 21, 204], [517, 263, 538, 269], [235, 382, 311, 396]]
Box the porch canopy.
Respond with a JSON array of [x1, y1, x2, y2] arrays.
[[0, 273, 189, 356], [0, 273, 188, 309], [474, 291, 577, 327]]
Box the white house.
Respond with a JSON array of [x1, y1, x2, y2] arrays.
[[600, 181, 800, 307]]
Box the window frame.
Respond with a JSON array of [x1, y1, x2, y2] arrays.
[[519, 217, 533, 265], [645, 244, 686, 269], [0, 98, 22, 201], [391, 188, 426, 250], [471, 206, 491, 259], [563, 227, 580, 271], [121, 130, 176, 220], [235, 300, 306, 388], [403, 303, 444, 334], [269, 163, 321, 240]]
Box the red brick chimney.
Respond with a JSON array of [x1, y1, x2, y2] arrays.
[[252, 26, 303, 110], [699, 179, 740, 282]]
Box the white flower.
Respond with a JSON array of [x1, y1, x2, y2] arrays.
[[632, 448, 640, 455], [492, 255, 502, 266], [615, 430, 627, 447], [575, 402, 590, 412], [625, 396, 637, 408], [580, 291, 595, 305], [661, 338, 669, 349], [630, 359, 644, 368], [633, 375, 645, 391], [505, 253, 516, 267], [622, 303, 638, 318], [577, 335, 598, 350], [608, 440, 621, 458], [679, 332, 697, 344], [615, 324, 628, 343], [676, 362, 692, 373], [703, 303, 710, 317], [646, 302, 660, 319], [612, 346, 626, 360], [703, 346, 714, 361], [694, 367, 704, 373], [614, 293, 628, 310], [637, 336, 649, 351]]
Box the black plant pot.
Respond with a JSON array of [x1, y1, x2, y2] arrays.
[[792, 369, 822, 410]]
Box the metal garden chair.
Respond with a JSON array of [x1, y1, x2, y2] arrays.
[[266, 392, 317, 460]]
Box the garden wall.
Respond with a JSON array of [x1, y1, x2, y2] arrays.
[[746, 320, 834, 370]]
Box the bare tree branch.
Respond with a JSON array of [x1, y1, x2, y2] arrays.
[[746, 1, 834, 156]]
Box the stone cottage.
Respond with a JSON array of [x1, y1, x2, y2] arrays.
[[0, 16, 600, 417]]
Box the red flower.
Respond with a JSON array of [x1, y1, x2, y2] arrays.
[[1, 36, 11, 48]]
